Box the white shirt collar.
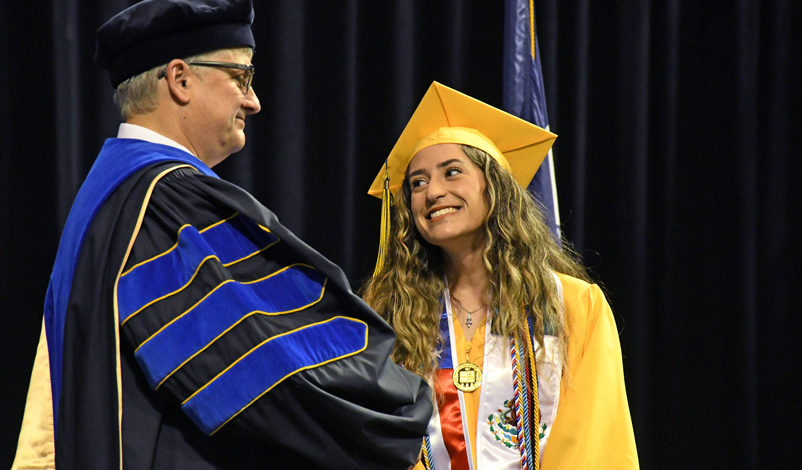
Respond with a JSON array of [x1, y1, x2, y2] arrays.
[[117, 123, 196, 157]]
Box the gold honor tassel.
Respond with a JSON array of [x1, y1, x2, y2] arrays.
[[373, 162, 391, 278]]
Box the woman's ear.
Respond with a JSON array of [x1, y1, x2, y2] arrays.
[[164, 59, 191, 104]]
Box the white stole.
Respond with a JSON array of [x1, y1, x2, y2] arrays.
[[427, 278, 564, 470]]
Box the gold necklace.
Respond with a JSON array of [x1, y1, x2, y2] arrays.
[[452, 338, 482, 392]]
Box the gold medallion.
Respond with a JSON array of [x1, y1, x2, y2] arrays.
[[452, 361, 483, 392]]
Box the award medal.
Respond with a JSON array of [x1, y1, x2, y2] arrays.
[[452, 339, 482, 392]]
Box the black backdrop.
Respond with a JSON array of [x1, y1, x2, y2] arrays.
[[2, 1, 800, 468]]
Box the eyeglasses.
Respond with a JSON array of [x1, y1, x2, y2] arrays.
[[187, 61, 255, 95], [158, 61, 256, 95]]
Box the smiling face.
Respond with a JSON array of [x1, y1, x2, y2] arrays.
[[187, 48, 261, 166], [407, 143, 489, 256]]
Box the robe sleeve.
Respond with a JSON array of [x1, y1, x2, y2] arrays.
[[11, 319, 56, 470], [541, 274, 639, 469], [115, 166, 431, 469]]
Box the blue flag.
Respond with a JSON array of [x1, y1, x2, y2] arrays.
[[503, 0, 561, 245]]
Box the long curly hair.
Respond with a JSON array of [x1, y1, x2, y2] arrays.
[[362, 145, 588, 381]]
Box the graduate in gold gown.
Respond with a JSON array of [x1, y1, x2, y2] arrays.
[[363, 82, 639, 470]]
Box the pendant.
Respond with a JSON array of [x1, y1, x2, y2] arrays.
[[452, 361, 483, 392]]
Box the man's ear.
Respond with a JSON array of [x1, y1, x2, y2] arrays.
[[165, 59, 192, 104]]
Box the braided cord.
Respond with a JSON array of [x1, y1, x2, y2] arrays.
[[422, 435, 434, 470], [511, 335, 532, 470], [525, 317, 541, 469]]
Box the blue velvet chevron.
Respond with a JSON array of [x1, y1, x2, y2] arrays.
[[118, 214, 279, 325], [133, 264, 327, 389], [182, 317, 368, 435]]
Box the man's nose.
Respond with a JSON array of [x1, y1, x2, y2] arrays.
[[244, 87, 261, 114]]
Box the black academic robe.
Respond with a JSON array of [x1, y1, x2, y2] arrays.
[[48, 140, 430, 470]]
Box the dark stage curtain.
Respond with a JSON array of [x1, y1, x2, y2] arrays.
[[1, 1, 799, 468]]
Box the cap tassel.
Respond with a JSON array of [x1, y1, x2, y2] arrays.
[[373, 162, 392, 278]]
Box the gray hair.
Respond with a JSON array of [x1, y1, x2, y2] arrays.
[[113, 47, 252, 121]]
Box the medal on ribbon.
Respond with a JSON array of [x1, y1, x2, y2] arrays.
[[452, 341, 482, 392]]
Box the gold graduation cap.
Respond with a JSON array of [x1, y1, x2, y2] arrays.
[[368, 81, 557, 197], [368, 81, 557, 276]]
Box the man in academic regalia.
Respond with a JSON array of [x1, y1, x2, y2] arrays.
[[11, 1, 431, 469]]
